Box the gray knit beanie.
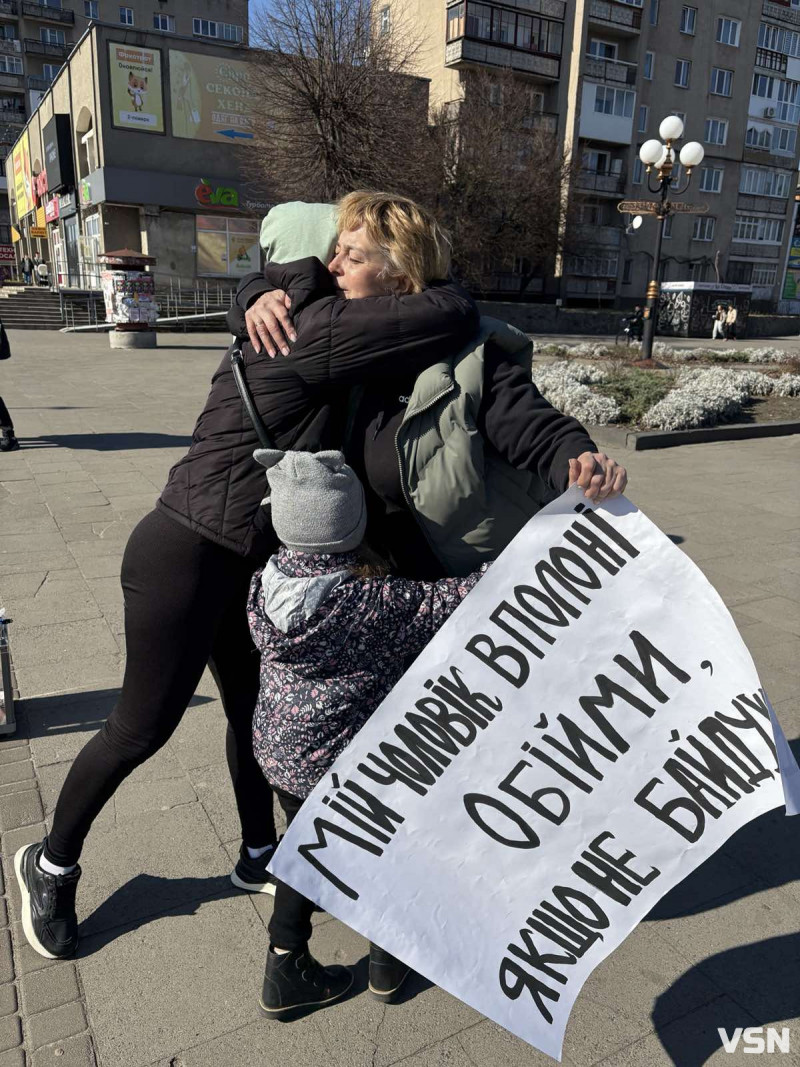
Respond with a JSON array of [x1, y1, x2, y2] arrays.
[[253, 449, 367, 555]]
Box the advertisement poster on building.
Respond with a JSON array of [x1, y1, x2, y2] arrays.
[[108, 43, 164, 133], [169, 50, 253, 142], [196, 215, 259, 277], [11, 132, 32, 220], [781, 212, 800, 300]]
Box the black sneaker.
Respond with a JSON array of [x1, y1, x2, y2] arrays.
[[0, 430, 20, 452], [230, 841, 279, 895], [259, 944, 353, 1019], [369, 943, 411, 1003], [14, 842, 81, 960]]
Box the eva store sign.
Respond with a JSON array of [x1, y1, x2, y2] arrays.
[[194, 178, 239, 210]]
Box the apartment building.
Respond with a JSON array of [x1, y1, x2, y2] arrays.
[[0, 0, 246, 273], [383, 0, 800, 308]]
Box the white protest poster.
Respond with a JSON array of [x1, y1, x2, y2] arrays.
[[269, 487, 800, 1061]]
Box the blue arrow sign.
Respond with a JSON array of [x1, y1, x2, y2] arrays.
[[217, 129, 254, 140]]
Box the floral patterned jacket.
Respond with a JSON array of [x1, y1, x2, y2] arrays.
[[247, 547, 487, 798]]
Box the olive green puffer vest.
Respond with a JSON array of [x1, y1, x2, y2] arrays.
[[396, 316, 555, 577]]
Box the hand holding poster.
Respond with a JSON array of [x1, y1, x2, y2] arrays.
[[269, 487, 800, 1061]]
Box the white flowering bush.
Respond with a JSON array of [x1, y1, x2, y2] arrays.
[[531, 362, 621, 425], [642, 367, 800, 430], [534, 339, 796, 364]]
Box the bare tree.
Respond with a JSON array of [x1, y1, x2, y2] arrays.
[[246, 0, 437, 203], [431, 69, 580, 296]]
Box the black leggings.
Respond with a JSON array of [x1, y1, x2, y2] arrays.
[[0, 396, 13, 430], [268, 787, 315, 951], [45, 509, 276, 867]]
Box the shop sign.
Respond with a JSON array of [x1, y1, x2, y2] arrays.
[[30, 226, 47, 238], [11, 132, 32, 219], [194, 178, 239, 210], [58, 191, 77, 217], [32, 170, 48, 206], [0, 245, 15, 262], [42, 115, 75, 193], [45, 198, 59, 223], [10, 227, 20, 243], [80, 178, 93, 206]]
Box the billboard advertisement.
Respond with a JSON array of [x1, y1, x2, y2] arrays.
[[169, 50, 254, 142], [108, 43, 164, 132], [11, 132, 32, 220]]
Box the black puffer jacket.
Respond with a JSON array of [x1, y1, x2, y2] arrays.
[[157, 258, 479, 559]]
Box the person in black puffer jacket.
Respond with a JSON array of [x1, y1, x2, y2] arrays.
[[14, 192, 479, 963]]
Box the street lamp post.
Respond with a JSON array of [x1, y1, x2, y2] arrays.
[[638, 116, 705, 360]]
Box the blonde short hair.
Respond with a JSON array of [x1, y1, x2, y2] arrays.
[[337, 191, 451, 294]]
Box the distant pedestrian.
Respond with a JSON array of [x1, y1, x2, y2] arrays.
[[248, 449, 489, 1017], [725, 305, 738, 340], [20, 255, 33, 285], [712, 305, 725, 340]]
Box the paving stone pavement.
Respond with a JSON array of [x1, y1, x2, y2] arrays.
[[0, 330, 798, 1067]]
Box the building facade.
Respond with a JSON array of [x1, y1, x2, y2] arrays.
[[4, 20, 267, 287], [0, 0, 247, 276], [384, 0, 800, 308]]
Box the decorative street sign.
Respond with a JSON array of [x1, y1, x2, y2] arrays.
[[617, 200, 660, 214], [669, 202, 709, 214]]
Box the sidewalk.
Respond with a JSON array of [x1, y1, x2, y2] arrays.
[[0, 331, 798, 1067]]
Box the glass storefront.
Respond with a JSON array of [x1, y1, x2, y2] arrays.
[[196, 215, 260, 278]]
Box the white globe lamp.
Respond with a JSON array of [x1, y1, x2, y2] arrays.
[[679, 141, 705, 168], [659, 115, 685, 141], [639, 139, 664, 166]]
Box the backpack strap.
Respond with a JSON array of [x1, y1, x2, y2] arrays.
[[229, 343, 274, 450]]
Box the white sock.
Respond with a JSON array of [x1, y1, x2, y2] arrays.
[[246, 843, 273, 860], [38, 853, 76, 877]]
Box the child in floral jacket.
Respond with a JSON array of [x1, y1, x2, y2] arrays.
[[247, 448, 487, 1020]]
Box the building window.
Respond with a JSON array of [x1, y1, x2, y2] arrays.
[[197, 215, 261, 278], [192, 18, 244, 42], [674, 59, 691, 88], [663, 215, 673, 238], [594, 85, 635, 118], [379, 6, 390, 34], [588, 38, 617, 59], [693, 217, 716, 241], [758, 22, 800, 56], [745, 123, 771, 150], [42, 62, 59, 82], [0, 55, 23, 73], [84, 0, 98, 17], [751, 264, 778, 286], [732, 214, 784, 243], [752, 74, 775, 98], [446, 3, 464, 40], [699, 166, 724, 193], [740, 167, 790, 197], [638, 104, 648, 132], [643, 51, 654, 79], [774, 125, 797, 155], [716, 17, 740, 46], [710, 67, 733, 96], [153, 12, 174, 30], [680, 6, 696, 34], [622, 258, 633, 284], [649, 0, 658, 25], [567, 255, 618, 278], [632, 157, 644, 184], [40, 27, 65, 43], [119, 5, 133, 24]]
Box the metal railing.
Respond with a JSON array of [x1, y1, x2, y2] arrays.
[[63, 310, 230, 333], [0, 39, 22, 54], [24, 37, 70, 56], [588, 0, 642, 31], [577, 168, 626, 194], [21, 1, 74, 21], [0, 0, 19, 14], [755, 47, 787, 73]]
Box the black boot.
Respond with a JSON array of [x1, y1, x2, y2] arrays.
[[0, 428, 19, 452], [260, 944, 353, 1019], [369, 943, 411, 1003], [14, 842, 81, 959]]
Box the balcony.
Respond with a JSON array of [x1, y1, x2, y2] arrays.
[[527, 110, 558, 132], [0, 38, 21, 54], [565, 278, 617, 296], [763, 0, 800, 25], [24, 36, 69, 56], [0, 107, 25, 122], [0, 0, 18, 14], [21, 1, 74, 21], [588, 0, 642, 35], [577, 169, 626, 194], [445, 37, 560, 80], [755, 47, 787, 73], [583, 56, 637, 85], [0, 72, 23, 89], [26, 71, 51, 89], [737, 193, 790, 216]]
